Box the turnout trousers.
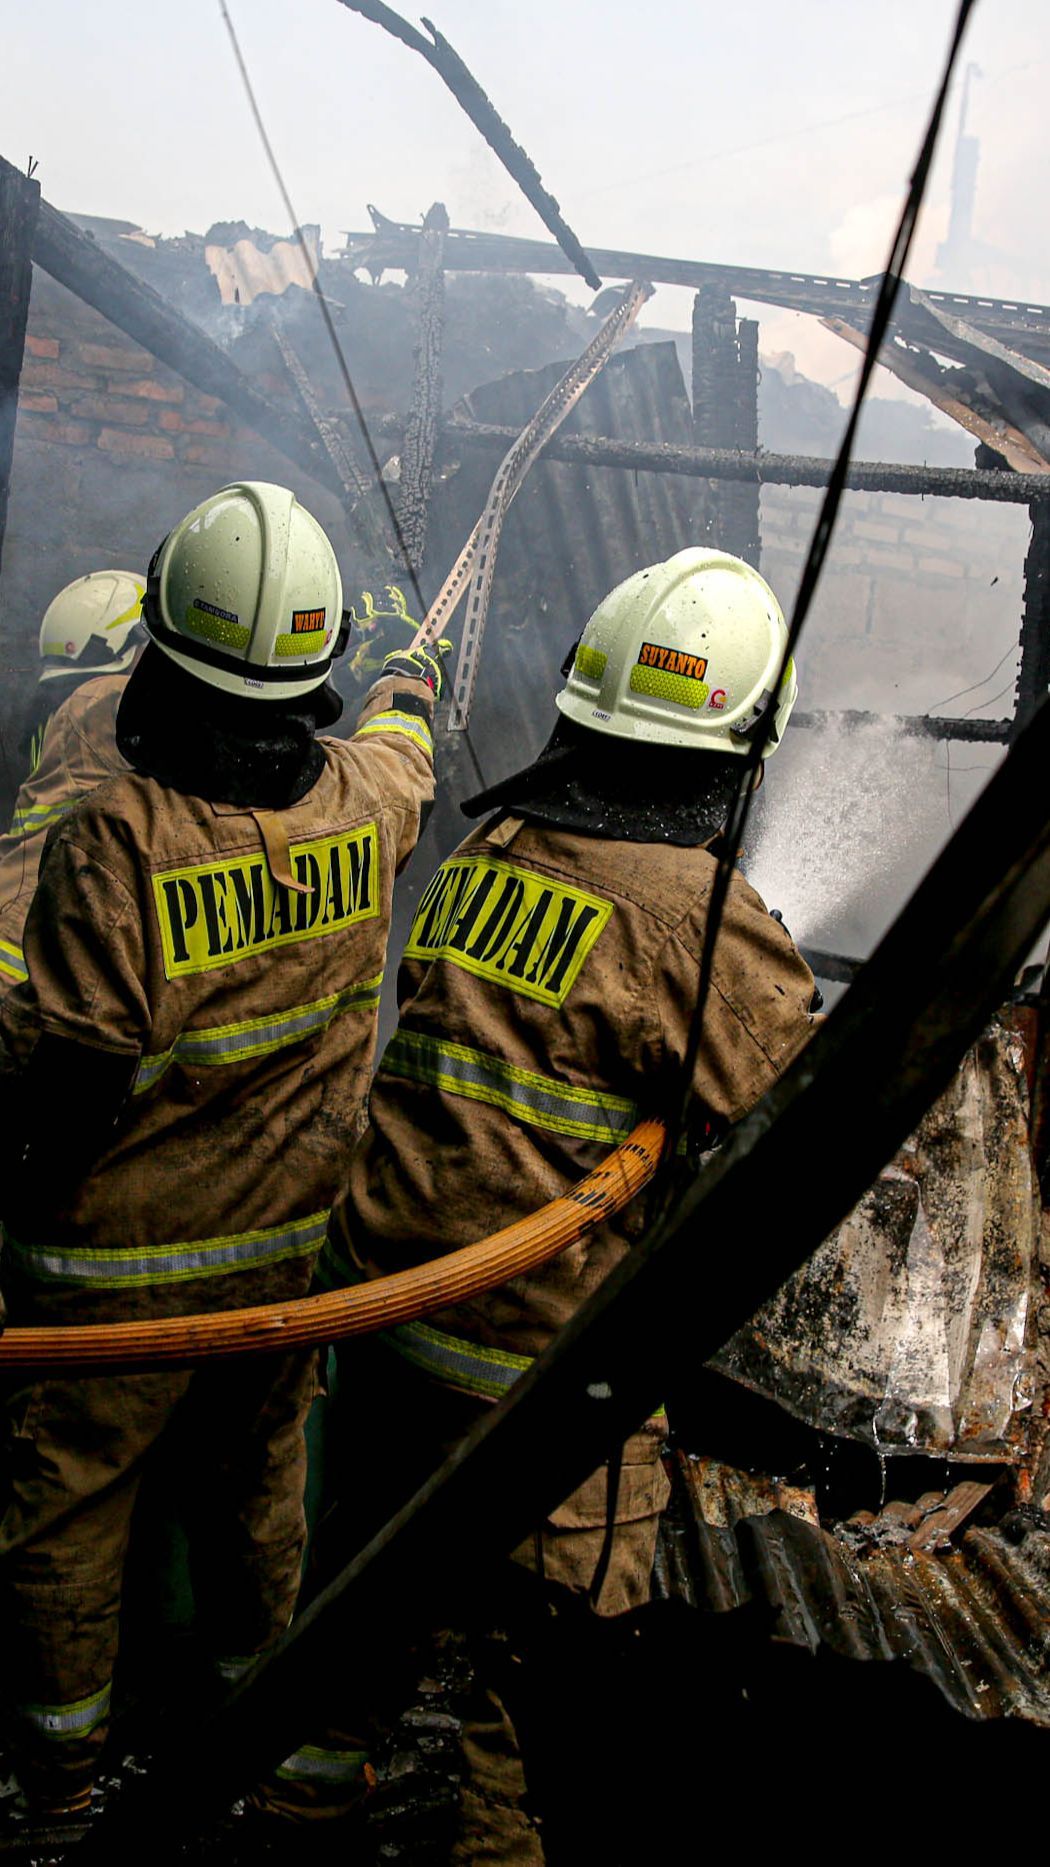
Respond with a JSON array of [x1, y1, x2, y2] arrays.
[[0, 1346, 319, 1806], [266, 1340, 669, 1862]]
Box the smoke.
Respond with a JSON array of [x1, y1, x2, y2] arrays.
[[746, 716, 952, 955]]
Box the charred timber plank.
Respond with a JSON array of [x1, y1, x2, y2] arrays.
[[20, 170, 346, 501], [791, 708, 1010, 743], [0, 161, 39, 582], [400, 202, 448, 567], [1014, 500, 1050, 735], [79, 694, 1050, 1857], [822, 316, 1050, 473], [387, 413, 1047, 501], [335, 7, 600, 290]]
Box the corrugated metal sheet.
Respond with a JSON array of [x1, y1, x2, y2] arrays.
[[424, 338, 708, 794], [205, 229, 320, 306], [714, 1021, 1041, 1464], [654, 1451, 1050, 1726]]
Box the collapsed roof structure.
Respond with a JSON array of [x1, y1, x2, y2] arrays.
[[0, 0, 1049, 1848]]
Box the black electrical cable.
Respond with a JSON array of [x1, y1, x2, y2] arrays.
[[665, 0, 978, 1168], [216, 0, 488, 790]]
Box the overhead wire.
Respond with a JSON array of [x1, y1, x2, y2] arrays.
[[216, 0, 488, 790], [663, 0, 978, 1171]]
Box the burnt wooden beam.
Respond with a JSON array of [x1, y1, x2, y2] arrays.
[[270, 320, 391, 563], [791, 708, 1009, 743], [4, 156, 348, 502], [1013, 500, 1050, 736], [0, 160, 39, 582], [822, 315, 1050, 474], [357, 411, 1048, 502], [399, 202, 448, 569], [79, 691, 1050, 1859], [338, 219, 1050, 357], [336, 5, 600, 290]]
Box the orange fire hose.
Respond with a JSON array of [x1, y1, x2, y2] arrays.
[[0, 1121, 666, 1373]]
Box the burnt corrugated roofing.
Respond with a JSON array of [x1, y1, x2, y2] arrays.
[[654, 1451, 1050, 1727]]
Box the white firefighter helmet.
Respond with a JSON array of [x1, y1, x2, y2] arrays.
[[37, 570, 145, 685], [557, 547, 797, 756], [143, 481, 348, 701]]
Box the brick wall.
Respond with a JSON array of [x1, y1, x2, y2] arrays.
[[0, 270, 353, 807], [760, 482, 1028, 720]]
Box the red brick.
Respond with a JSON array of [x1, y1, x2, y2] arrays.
[[17, 412, 91, 445], [183, 416, 229, 437], [76, 341, 150, 370], [97, 427, 175, 460], [22, 359, 100, 391], [115, 376, 183, 403], [158, 409, 183, 431], [193, 392, 221, 415], [71, 395, 151, 426], [25, 334, 60, 359], [19, 390, 58, 413], [180, 439, 236, 467]]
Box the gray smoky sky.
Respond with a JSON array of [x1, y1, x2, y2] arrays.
[[3, 0, 1047, 390]]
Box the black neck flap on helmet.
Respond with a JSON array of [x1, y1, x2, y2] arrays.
[[461, 716, 746, 847], [116, 644, 343, 809]]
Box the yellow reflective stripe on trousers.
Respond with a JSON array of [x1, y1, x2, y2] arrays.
[[387, 1316, 533, 1401], [18, 1683, 111, 1741], [0, 937, 27, 984], [381, 1028, 637, 1146], [276, 1744, 370, 1785], [353, 709, 433, 755], [8, 795, 82, 837], [5, 1209, 329, 1289], [133, 974, 383, 1094]]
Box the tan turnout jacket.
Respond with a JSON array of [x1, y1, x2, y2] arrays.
[[0, 675, 130, 990], [0, 673, 434, 1321], [331, 811, 818, 1371]]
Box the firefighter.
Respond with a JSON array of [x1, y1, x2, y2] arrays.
[[297, 547, 820, 1852], [0, 569, 145, 993], [0, 480, 442, 1838]]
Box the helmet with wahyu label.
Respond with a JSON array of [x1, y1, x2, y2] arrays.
[[38, 570, 145, 684], [557, 547, 796, 756], [143, 481, 350, 701]]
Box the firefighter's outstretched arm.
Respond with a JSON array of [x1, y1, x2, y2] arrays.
[[347, 643, 446, 869]]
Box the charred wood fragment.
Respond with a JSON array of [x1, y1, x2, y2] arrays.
[[0, 159, 39, 583], [335, 4, 600, 290], [400, 202, 448, 569]]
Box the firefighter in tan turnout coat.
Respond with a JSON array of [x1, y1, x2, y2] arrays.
[[0, 482, 440, 1832], [313, 548, 819, 1856], [0, 570, 145, 993]]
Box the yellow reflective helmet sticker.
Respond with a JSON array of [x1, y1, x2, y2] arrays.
[[405, 855, 611, 1007], [152, 823, 379, 979]]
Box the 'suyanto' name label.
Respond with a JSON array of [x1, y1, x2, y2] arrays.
[[405, 855, 611, 1007], [153, 824, 379, 978]]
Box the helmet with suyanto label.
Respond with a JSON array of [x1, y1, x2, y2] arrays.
[[142, 481, 350, 701], [556, 546, 796, 756]]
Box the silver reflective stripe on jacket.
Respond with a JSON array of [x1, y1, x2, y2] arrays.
[[380, 1028, 637, 1146], [354, 709, 433, 755], [18, 1683, 112, 1741], [133, 975, 383, 1095], [385, 1316, 533, 1401], [6, 1210, 329, 1289]]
